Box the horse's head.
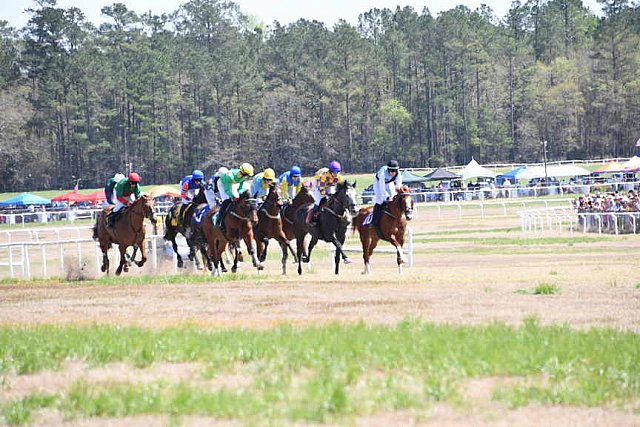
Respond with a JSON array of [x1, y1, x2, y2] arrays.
[[394, 185, 414, 220], [292, 185, 314, 207], [235, 190, 259, 224], [134, 194, 156, 222], [334, 180, 359, 216], [266, 183, 284, 207]]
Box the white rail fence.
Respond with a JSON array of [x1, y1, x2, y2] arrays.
[[518, 208, 639, 235], [415, 198, 573, 219]]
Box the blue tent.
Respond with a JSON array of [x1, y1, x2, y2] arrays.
[[0, 192, 51, 206], [497, 166, 528, 185]]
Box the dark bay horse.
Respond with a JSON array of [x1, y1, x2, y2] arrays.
[[255, 184, 296, 275], [202, 191, 264, 276], [164, 190, 209, 269], [352, 186, 414, 274], [92, 195, 157, 275], [282, 185, 314, 241], [294, 180, 358, 275]]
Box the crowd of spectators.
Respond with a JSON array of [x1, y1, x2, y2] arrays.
[[574, 190, 640, 233]]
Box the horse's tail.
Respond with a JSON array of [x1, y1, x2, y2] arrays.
[[351, 213, 360, 236], [163, 209, 173, 240]]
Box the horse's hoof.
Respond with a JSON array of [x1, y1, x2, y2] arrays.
[[115, 269, 122, 276], [123, 265, 129, 273], [136, 260, 145, 267], [302, 256, 310, 263], [231, 267, 238, 273], [343, 258, 352, 264], [177, 260, 184, 268], [101, 265, 107, 273], [256, 264, 264, 271]]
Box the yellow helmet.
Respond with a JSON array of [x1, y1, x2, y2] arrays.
[[239, 162, 254, 177], [263, 168, 276, 180]]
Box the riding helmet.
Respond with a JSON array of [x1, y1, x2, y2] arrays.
[[239, 163, 255, 177], [192, 169, 204, 180], [328, 160, 341, 173], [128, 172, 141, 182], [387, 160, 399, 171], [290, 166, 302, 176], [263, 168, 276, 180]]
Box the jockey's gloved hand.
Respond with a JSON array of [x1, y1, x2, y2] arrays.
[[233, 197, 239, 202]]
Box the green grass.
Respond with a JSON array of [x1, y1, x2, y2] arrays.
[[515, 283, 561, 295], [0, 320, 638, 424]]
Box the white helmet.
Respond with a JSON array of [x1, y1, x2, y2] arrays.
[[113, 173, 125, 182], [216, 166, 229, 176]]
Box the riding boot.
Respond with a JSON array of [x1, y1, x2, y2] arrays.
[[217, 199, 231, 231], [373, 204, 384, 239]]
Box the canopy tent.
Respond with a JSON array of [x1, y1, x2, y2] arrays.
[[85, 190, 107, 202], [621, 156, 640, 172], [0, 192, 51, 206], [148, 185, 181, 198], [518, 165, 590, 180], [423, 168, 461, 181], [498, 166, 528, 179], [51, 190, 93, 203], [461, 159, 497, 180], [398, 170, 430, 184], [592, 162, 625, 174]]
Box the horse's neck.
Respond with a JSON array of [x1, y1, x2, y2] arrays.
[[327, 194, 346, 214]]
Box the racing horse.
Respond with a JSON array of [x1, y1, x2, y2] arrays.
[[294, 180, 358, 275], [202, 191, 264, 276], [254, 183, 296, 275], [163, 189, 209, 269], [92, 195, 157, 275], [352, 185, 414, 274]]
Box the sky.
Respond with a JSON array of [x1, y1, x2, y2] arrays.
[[3, 0, 603, 30]]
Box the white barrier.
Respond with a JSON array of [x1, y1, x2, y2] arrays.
[[0, 235, 166, 279], [415, 198, 574, 219], [518, 208, 639, 235], [328, 227, 414, 268]]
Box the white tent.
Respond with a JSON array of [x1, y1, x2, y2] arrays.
[[518, 165, 590, 180], [621, 156, 640, 171], [461, 159, 498, 180]]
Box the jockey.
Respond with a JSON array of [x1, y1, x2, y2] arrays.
[[205, 166, 228, 207], [215, 162, 254, 229], [311, 160, 343, 221], [372, 159, 402, 230], [108, 172, 141, 227], [177, 169, 205, 226], [279, 166, 302, 201], [104, 173, 125, 205], [251, 168, 276, 201], [180, 169, 205, 205]]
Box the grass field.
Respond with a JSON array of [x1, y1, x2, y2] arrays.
[[0, 188, 639, 425]]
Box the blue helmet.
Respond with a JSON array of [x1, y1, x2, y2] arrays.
[[290, 166, 302, 176], [192, 170, 204, 180]]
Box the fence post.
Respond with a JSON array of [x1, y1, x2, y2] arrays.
[[24, 244, 31, 279], [41, 245, 47, 277], [407, 227, 413, 268]]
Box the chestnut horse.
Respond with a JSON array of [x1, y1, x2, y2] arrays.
[[294, 180, 359, 275], [202, 191, 264, 276], [352, 186, 414, 274], [92, 195, 157, 275], [254, 184, 297, 275]]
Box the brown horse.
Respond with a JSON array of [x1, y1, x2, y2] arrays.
[[202, 191, 263, 276], [352, 186, 414, 274], [163, 189, 209, 269], [282, 185, 315, 241], [255, 184, 296, 275], [92, 195, 157, 275]]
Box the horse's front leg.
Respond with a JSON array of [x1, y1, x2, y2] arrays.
[[306, 236, 319, 263], [278, 240, 288, 275], [135, 239, 147, 268], [329, 235, 351, 268], [115, 245, 128, 275], [169, 235, 184, 268], [244, 235, 264, 271], [387, 234, 406, 272], [100, 251, 109, 274], [231, 242, 240, 273]]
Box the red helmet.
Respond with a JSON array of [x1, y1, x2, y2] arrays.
[[128, 172, 141, 183]]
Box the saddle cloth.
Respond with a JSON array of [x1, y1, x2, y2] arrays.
[[362, 212, 374, 226], [192, 204, 210, 225]]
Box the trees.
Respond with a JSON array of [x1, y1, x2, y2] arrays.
[[2, 0, 640, 191]]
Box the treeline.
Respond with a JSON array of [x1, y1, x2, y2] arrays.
[[1, 0, 639, 191]]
